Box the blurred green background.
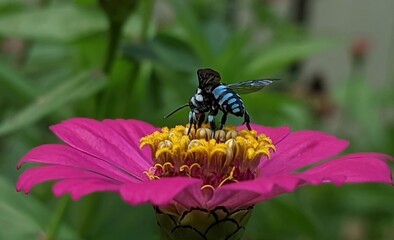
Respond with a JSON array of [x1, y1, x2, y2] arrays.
[[0, 0, 393, 239]]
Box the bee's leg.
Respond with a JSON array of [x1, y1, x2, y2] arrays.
[[197, 113, 205, 128], [208, 115, 216, 131], [207, 108, 218, 132], [204, 112, 209, 124], [243, 111, 252, 131], [187, 111, 194, 135], [193, 121, 197, 132], [219, 112, 228, 130]]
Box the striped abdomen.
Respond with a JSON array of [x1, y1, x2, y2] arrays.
[[212, 84, 245, 117]]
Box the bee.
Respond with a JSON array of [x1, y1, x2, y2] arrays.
[[165, 68, 277, 133]]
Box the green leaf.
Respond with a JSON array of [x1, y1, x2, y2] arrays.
[[0, 0, 22, 4], [239, 92, 312, 129], [73, 0, 96, 7], [0, 71, 106, 136], [0, 0, 23, 8], [75, 195, 158, 240], [151, 34, 200, 71], [0, 177, 79, 240], [0, 5, 106, 42], [245, 39, 336, 77], [247, 196, 318, 240], [123, 34, 200, 71], [168, 0, 213, 63], [0, 63, 37, 102]]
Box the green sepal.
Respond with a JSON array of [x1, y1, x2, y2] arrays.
[[156, 206, 253, 240]]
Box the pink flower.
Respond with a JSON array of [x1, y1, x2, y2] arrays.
[[16, 118, 393, 239]]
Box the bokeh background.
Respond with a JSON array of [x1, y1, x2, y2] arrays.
[[0, 0, 393, 239]]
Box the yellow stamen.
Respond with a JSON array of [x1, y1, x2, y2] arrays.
[[189, 163, 201, 172], [218, 167, 238, 187], [154, 163, 164, 171], [201, 184, 215, 191], [141, 125, 275, 188], [162, 162, 174, 171], [143, 171, 155, 180], [179, 164, 190, 173]]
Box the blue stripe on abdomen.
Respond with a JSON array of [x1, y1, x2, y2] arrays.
[[231, 103, 239, 109], [228, 98, 237, 105], [219, 93, 233, 105], [212, 85, 227, 99], [232, 108, 241, 113]]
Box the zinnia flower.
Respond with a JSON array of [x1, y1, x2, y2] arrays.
[[17, 118, 393, 240]]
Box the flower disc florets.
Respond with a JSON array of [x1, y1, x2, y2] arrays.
[[141, 125, 275, 190]]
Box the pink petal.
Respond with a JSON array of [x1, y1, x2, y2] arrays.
[[170, 181, 207, 208], [238, 124, 290, 145], [120, 177, 202, 206], [102, 119, 158, 160], [16, 165, 120, 193], [18, 144, 140, 182], [301, 153, 393, 184], [209, 153, 393, 209], [261, 130, 349, 176], [52, 179, 120, 200], [208, 175, 302, 209], [50, 118, 155, 181]]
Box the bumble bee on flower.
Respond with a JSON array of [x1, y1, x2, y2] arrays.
[[165, 68, 278, 134]]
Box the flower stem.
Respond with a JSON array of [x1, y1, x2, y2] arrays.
[[102, 21, 124, 74], [96, 19, 125, 118], [45, 196, 70, 240]]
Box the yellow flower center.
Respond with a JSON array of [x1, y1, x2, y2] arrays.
[[140, 125, 275, 189]]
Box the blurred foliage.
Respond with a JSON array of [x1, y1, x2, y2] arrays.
[[0, 0, 392, 239]]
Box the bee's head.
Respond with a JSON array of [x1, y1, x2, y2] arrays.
[[197, 68, 221, 88]]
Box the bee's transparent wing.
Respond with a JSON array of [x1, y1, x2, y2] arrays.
[[227, 79, 277, 94]]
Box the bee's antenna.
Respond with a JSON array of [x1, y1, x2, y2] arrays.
[[164, 103, 189, 119]]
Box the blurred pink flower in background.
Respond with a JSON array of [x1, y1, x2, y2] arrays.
[[350, 37, 371, 62]]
